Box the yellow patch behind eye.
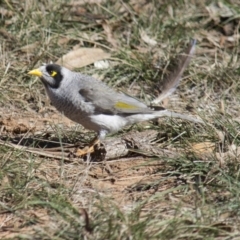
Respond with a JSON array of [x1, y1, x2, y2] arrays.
[[50, 71, 57, 77], [115, 101, 138, 109]]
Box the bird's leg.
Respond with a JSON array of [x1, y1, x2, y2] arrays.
[[75, 131, 107, 160], [75, 136, 100, 157]]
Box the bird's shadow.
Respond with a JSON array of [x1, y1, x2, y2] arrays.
[[0, 133, 106, 162], [1, 135, 81, 148]]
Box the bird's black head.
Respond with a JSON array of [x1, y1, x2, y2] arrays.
[[28, 63, 64, 89], [44, 64, 64, 88]]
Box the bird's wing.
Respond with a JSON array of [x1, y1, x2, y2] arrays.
[[114, 93, 153, 113], [79, 84, 153, 114]]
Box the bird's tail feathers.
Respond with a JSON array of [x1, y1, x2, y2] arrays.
[[154, 109, 204, 124], [152, 39, 196, 104]]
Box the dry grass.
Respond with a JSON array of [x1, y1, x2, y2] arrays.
[[1, 0, 240, 239]]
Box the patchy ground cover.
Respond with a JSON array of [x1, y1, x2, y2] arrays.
[[0, 0, 240, 239]]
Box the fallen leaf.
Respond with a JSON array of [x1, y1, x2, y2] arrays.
[[57, 37, 70, 45], [56, 47, 111, 70], [140, 29, 157, 46], [206, 2, 236, 25], [20, 42, 39, 53], [102, 20, 119, 48], [130, 0, 152, 14], [190, 142, 215, 154]]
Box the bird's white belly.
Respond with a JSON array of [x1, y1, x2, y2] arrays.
[[90, 114, 128, 133]]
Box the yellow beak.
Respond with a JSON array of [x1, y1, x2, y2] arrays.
[[28, 69, 43, 77]]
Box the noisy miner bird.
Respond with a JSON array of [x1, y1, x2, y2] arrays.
[[28, 39, 202, 156]]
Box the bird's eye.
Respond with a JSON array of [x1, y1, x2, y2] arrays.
[[50, 71, 57, 77]]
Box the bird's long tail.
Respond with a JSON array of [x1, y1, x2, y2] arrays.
[[156, 109, 204, 124]]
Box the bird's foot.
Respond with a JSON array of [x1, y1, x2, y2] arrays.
[[75, 137, 106, 161], [75, 137, 100, 157], [75, 146, 94, 156]]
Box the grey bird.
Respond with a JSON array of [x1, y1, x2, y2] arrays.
[[28, 39, 201, 155]]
